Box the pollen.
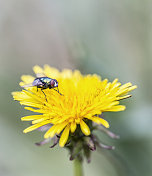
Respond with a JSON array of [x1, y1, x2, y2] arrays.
[[12, 65, 137, 147]]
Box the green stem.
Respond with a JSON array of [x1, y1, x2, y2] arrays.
[[73, 158, 83, 176]]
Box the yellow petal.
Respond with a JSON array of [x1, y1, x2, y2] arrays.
[[32, 118, 47, 124], [20, 101, 43, 108], [44, 125, 57, 138], [71, 122, 77, 133], [117, 95, 132, 100], [90, 116, 109, 128], [61, 69, 73, 78], [12, 91, 29, 101], [112, 78, 118, 84], [23, 90, 43, 103], [120, 82, 132, 89], [128, 85, 137, 91], [33, 65, 45, 77], [23, 120, 50, 133], [21, 115, 44, 121], [20, 75, 35, 84], [59, 125, 70, 147], [56, 121, 68, 134], [24, 107, 48, 113], [80, 120, 90, 136], [106, 105, 126, 111], [44, 65, 60, 78]]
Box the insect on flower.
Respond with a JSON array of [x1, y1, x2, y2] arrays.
[[13, 65, 137, 149], [22, 76, 63, 101]]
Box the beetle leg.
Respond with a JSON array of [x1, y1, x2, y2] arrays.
[[41, 89, 47, 102]]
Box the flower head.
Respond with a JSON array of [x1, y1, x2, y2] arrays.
[[12, 65, 137, 148]]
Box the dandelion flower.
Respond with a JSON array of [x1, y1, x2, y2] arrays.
[[12, 65, 137, 148]]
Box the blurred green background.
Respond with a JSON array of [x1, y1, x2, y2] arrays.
[[0, 1, 152, 176]]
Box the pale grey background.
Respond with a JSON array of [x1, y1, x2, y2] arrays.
[[0, 1, 152, 176]]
